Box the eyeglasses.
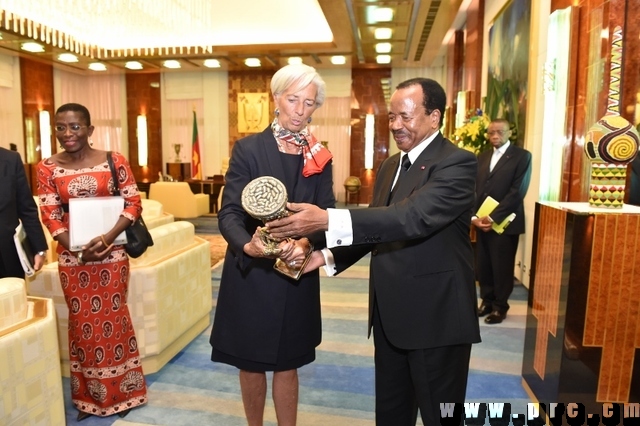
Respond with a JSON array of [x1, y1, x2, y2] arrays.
[[487, 129, 509, 136], [54, 124, 87, 133]]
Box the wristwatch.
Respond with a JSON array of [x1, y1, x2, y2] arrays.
[[77, 251, 84, 264]]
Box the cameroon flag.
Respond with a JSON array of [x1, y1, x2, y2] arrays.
[[191, 111, 202, 180]]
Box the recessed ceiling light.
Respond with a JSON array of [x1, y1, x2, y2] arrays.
[[58, 53, 78, 63], [288, 57, 303, 65], [21, 42, 45, 53], [330, 56, 346, 65], [244, 58, 261, 67], [203, 59, 221, 68], [376, 55, 391, 64], [375, 43, 392, 54], [374, 28, 393, 40], [88, 63, 107, 71], [125, 61, 143, 70], [163, 60, 181, 69], [372, 7, 394, 23]]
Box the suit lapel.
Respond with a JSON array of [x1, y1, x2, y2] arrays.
[[489, 144, 514, 175], [373, 154, 399, 206], [259, 128, 288, 183], [389, 134, 445, 203], [258, 128, 312, 202]]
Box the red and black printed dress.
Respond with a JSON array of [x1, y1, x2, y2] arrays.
[[36, 151, 147, 416]]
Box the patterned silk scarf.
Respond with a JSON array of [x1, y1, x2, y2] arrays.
[[271, 118, 333, 177]]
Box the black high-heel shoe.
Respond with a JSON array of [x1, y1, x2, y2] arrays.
[[77, 411, 92, 421], [118, 408, 131, 418]]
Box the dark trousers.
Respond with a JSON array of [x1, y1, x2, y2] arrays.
[[476, 231, 520, 313], [372, 303, 472, 426], [0, 251, 25, 279]]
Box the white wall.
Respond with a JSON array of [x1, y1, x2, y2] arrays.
[[161, 71, 229, 178]]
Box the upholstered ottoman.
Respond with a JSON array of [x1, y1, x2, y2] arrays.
[[0, 278, 64, 425]]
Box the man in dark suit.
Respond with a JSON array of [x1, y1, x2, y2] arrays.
[[0, 147, 48, 278], [473, 119, 532, 324], [628, 155, 640, 206], [266, 78, 481, 425]]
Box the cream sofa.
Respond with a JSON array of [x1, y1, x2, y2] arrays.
[[26, 220, 211, 376], [149, 182, 209, 218], [0, 278, 65, 425], [141, 198, 174, 229], [33, 197, 171, 264]]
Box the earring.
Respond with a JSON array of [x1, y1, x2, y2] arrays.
[[275, 108, 279, 116], [307, 116, 312, 124], [89, 139, 94, 147]]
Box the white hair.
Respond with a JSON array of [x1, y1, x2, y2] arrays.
[[270, 64, 326, 107]]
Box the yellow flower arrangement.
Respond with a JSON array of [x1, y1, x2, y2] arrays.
[[453, 109, 491, 154]]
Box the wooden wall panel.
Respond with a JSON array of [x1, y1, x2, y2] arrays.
[[125, 73, 162, 183], [19, 57, 54, 193]]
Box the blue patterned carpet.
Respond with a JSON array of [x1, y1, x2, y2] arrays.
[[62, 254, 532, 425]]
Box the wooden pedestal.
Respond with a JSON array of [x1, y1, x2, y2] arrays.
[[522, 202, 640, 412]]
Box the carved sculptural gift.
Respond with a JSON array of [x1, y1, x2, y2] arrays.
[[241, 176, 313, 280], [584, 26, 640, 208]]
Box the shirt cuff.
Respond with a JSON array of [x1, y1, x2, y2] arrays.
[[325, 208, 353, 248], [320, 248, 337, 276]]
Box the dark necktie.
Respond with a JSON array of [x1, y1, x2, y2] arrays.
[[389, 155, 412, 203]]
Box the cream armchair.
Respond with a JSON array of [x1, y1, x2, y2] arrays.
[[26, 220, 211, 376], [0, 277, 65, 425], [149, 182, 209, 218]]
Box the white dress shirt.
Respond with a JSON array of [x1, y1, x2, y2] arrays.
[[489, 141, 510, 172], [321, 132, 440, 275]]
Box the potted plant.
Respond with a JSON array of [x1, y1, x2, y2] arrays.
[[453, 109, 491, 155]]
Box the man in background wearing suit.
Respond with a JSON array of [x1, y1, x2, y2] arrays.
[[473, 119, 532, 324], [266, 78, 481, 425], [0, 147, 48, 278], [628, 154, 640, 206]]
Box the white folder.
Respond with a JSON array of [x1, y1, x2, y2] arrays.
[[69, 197, 127, 251], [13, 222, 35, 277]]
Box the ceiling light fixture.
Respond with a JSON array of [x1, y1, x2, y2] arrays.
[[0, 1, 332, 57], [163, 59, 181, 69], [374, 28, 393, 40], [372, 7, 394, 23], [244, 58, 261, 67], [57, 53, 78, 62], [125, 61, 143, 70], [376, 55, 391, 64], [288, 57, 303, 65], [375, 43, 392, 54], [88, 62, 107, 71], [21, 42, 44, 53], [203, 59, 221, 68], [330, 56, 346, 65]]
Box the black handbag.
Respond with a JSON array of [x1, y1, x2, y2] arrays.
[[107, 151, 154, 258]]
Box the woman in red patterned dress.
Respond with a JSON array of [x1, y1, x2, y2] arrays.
[[36, 103, 147, 421]]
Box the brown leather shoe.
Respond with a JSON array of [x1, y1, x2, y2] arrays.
[[484, 310, 506, 324], [477, 303, 492, 317]]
